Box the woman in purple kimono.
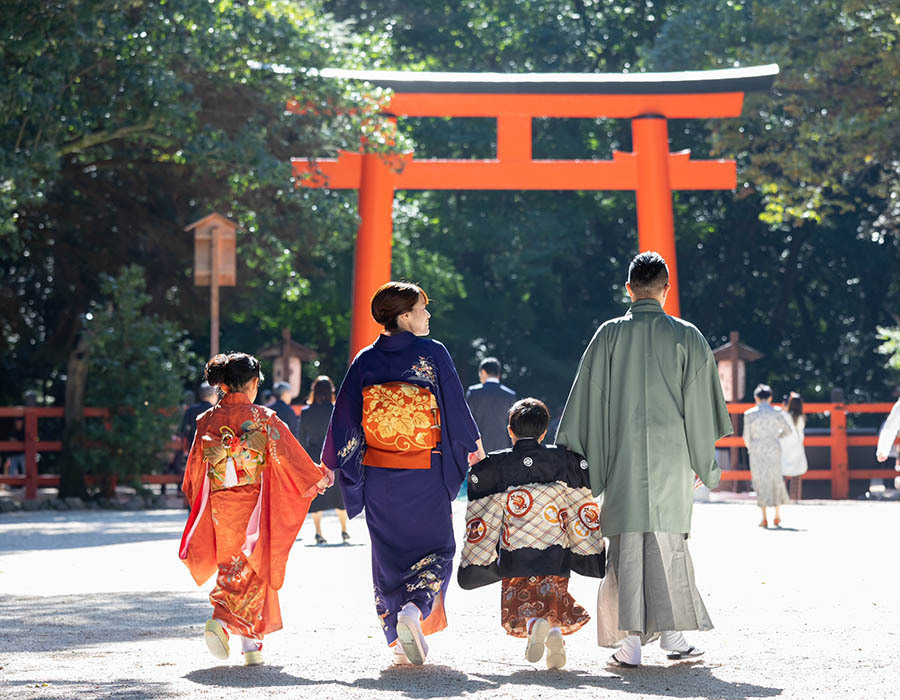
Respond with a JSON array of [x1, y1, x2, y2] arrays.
[[321, 281, 483, 665]]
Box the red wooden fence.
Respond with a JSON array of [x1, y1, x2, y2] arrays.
[[1, 402, 897, 501], [0, 406, 183, 500], [717, 402, 897, 499]]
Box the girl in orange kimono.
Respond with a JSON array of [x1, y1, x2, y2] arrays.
[[179, 352, 328, 666]]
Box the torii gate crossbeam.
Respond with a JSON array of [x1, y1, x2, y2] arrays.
[[291, 66, 778, 358]]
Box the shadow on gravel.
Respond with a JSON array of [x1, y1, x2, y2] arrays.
[[0, 591, 203, 652], [595, 662, 782, 699], [367, 664, 780, 699], [185, 665, 326, 688], [0, 511, 185, 552], [10, 678, 174, 699], [178, 661, 782, 699]]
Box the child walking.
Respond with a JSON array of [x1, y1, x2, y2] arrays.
[[459, 398, 605, 668], [179, 352, 329, 666]]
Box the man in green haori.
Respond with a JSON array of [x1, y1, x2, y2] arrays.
[[555, 251, 732, 669]]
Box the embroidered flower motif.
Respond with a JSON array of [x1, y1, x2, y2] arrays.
[[404, 356, 437, 386], [338, 435, 359, 460]]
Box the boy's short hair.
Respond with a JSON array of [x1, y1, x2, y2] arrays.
[[508, 398, 550, 439]]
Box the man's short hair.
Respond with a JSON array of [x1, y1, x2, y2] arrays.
[[627, 251, 669, 297], [753, 383, 773, 400], [508, 398, 550, 439], [273, 381, 292, 397], [197, 382, 216, 401], [479, 357, 502, 378]]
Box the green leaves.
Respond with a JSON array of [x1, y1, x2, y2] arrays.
[[75, 265, 198, 482]]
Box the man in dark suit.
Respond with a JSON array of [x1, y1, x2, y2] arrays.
[[270, 381, 300, 439], [179, 383, 218, 450], [466, 357, 517, 453]]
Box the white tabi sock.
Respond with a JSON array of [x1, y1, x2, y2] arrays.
[[400, 602, 422, 620], [615, 634, 642, 665], [212, 617, 230, 637], [660, 631, 691, 653], [241, 636, 262, 653]]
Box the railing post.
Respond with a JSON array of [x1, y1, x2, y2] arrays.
[[830, 404, 849, 499], [24, 407, 38, 501]]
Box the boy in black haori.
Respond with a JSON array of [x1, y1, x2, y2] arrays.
[[459, 398, 605, 669]]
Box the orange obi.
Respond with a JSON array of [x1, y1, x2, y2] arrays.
[[361, 382, 441, 469]]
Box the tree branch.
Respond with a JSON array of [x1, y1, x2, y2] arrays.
[[58, 117, 157, 156], [15, 115, 30, 152]]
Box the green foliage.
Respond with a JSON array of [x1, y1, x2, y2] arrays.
[[3, 0, 900, 431], [74, 265, 197, 485], [877, 327, 900, 373], [0, 0, 394, 403], [650, 0, 900, 234]]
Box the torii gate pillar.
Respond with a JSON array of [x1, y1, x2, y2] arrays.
[[633, 116, 679, 316], [353, 154, 395, 353]]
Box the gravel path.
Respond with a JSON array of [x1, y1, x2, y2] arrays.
[[1, 498, 897, 699]]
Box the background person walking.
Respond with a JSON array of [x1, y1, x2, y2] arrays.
[[301, 375, 350, 544], [466, 357, 517, 453], [743, 384, 790, 528], [780, 391, 808, 500]]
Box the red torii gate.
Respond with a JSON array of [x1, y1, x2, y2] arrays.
[[291, 66, 778, 358]]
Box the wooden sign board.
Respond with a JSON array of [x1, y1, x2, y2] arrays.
[[186, 213, 237, 287], [194, 228, 236, 286]]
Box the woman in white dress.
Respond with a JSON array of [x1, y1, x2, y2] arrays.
[[780, 392, 808, 500], [742, 384, 790, 528]]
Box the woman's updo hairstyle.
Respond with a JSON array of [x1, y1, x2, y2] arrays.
[[371, 281, 428, 331], [205, 352, 262, 391]]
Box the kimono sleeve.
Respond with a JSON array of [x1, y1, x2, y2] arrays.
[[181, 429, 204, 505], [433, 342, 480, 495], [321, 360, 366, 518], [563, 449, 605, 579], [457, 473, 505, 590], [248, 414, 324, 591], [556, 332, 610, 498], [178, 418, 217, 586], [683, 340, 731, 489]]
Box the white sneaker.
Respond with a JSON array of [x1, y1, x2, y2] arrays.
[[545, 628, 566, 669], [396, 603, 428, 665], [525, 618, 550, 663]]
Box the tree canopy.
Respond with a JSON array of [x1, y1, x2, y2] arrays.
[[2, 0, 898, 425]]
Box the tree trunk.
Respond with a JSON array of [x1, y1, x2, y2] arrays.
[[59, 334, 89, 499]]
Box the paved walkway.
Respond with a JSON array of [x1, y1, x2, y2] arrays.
[[0, 498, 897, 699]]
